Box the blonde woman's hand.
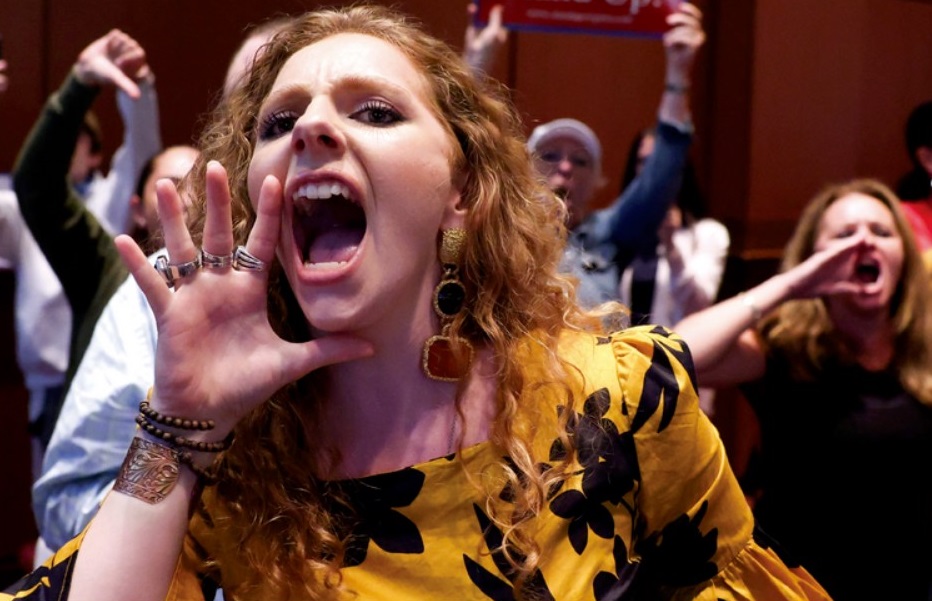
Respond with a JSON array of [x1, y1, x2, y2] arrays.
[[114, 161, 374, 436], [782, 231, 870, 301]]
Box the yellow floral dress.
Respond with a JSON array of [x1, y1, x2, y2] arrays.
[[4, 327, 830, 600]]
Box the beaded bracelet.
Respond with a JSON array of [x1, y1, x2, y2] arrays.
[[135, 413, 233, 453], [178, 450, 220, 484], [139, 399, 215, 431]]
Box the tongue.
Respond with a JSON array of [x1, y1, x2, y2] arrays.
[[308, 228, 362, 264]]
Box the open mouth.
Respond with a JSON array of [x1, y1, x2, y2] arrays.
[[854, 259, 880, 284], [292, 181, 366, 267]]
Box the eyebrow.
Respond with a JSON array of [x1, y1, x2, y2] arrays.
[[261, 73, 420, 113]]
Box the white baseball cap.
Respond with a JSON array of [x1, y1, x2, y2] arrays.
[[527, 118, 602, 166]]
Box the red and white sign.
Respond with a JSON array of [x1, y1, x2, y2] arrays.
[[473, 0, 681, 39]]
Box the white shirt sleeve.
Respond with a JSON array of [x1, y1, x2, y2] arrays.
[[32, 273, 157, 549], [84, 78, 163, 236], [667, 218, 731, 318]]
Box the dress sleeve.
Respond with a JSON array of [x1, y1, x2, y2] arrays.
[[0, 527, 209, 601], [85, 79, 162, 235], [609, 326, 829, 599], [0, 531, 86, 600]]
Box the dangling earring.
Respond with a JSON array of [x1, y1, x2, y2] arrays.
[[422, 228, 473, 382]]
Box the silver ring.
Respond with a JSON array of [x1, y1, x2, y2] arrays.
[[200, 248, 234, 269], [155, 254, 202, 288], [232, 245, 268, 272]]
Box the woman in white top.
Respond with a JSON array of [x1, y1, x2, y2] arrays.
[[618, 127, 730, 327]]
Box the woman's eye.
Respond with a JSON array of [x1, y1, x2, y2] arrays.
[[353, 100, 403, 126], [834, 226, 857, 238], [258, 110, 298, 140]]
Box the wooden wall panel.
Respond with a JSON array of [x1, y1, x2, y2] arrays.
[[747, 0, 932, 255]]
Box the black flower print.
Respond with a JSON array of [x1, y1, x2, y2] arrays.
[[632, 500, 719, 587], [548, 388, 639, 555], [328, 468, 427, 567], [592, 535, 643, 600], [463, 504, 555, 601], [629, 335, 687, 435], [2, 552, 77, 599]]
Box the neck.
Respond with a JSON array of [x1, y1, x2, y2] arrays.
[[831, 309, 895, 371], [314, 340, 496, 479]]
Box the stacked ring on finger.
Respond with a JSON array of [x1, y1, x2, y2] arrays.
[[232, 245, 268, 272], [155, 253, 202, 288], [200, 248, 234, 269]]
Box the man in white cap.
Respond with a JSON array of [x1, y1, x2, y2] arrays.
[[527, 2, 705, 308]]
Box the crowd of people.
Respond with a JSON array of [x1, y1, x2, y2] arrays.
[[0, 2, 929, 600]]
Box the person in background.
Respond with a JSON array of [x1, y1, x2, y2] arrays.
[[895, 100, 932, 250], [127, 145, 201, 254], [674, 178, 932, 600], [525, 3, 705, 309], [617, 127, 729, 415], [1, 29, 160, 484], [617, 126, 729, 327], [4, 5, 828, 600], [221, 16, 292, 100], [11, 28, 167, 569], [29, 17, 277, 559], [31, 143, 197, 557]]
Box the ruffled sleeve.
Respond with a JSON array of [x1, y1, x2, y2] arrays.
[[606, 326, 829, 599]]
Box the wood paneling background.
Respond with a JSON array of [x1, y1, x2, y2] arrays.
[[0, 0, 930, 582]]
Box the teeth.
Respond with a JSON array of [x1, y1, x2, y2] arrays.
[[292, 181, 352, 202], [304, 260, 349, 268]]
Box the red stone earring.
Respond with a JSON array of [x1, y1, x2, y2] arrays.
[[422, 228, 473, 382]]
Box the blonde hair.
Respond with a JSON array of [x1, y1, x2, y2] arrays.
[[761, 178, 932, 405], [183, 5, 606, 598]]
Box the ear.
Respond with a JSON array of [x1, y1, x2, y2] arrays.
[[130, 194, 146, 230], [917, 146, 932, 177], [441, 170, 469, 230]]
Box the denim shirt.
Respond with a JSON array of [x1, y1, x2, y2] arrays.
[[564, 120, 692, 308]]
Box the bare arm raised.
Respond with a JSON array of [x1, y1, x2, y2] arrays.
[[68, 164, 373, 601], [657, 2, 705, 128], [673, 231, 871, 388], [462, 3, 508, 76]]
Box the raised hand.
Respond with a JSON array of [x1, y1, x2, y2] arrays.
[[782, 231, 871, 301], [663, 2, 706, 86], [73, 29, 152, 99], [463, 3, 508, 75], [113, 162, 373, 437]]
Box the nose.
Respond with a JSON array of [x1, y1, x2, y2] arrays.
[[554, 156, 576, 177], [291, 99, 345, 155]]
